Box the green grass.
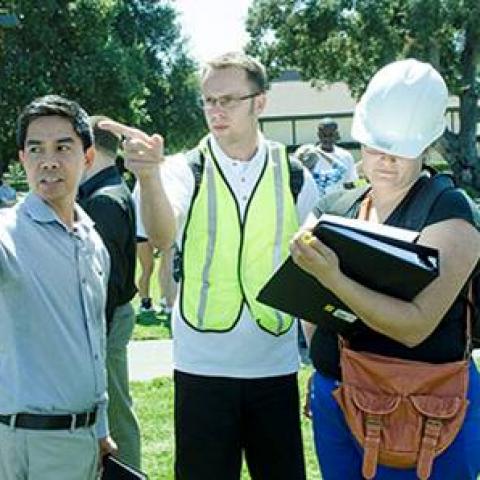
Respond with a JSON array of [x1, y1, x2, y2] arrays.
[[131, 366, 322, 480], [132, 257, 172, 341], [134, 310, 172, 340]]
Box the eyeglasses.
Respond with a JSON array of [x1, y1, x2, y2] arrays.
[[200, 92, 261, 110]]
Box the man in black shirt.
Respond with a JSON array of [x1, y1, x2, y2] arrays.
[[78, 115, 141, 469]]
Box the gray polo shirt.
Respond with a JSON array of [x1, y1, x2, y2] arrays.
[[0, 193, 110, 437]]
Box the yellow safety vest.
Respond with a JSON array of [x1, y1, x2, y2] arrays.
[[180, 137, 299, 335]]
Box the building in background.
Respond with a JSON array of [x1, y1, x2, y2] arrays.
[[260, 70, 476, 159]]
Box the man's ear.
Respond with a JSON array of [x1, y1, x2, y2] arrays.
[[18, 150, 25, 165], [84, 146, 95, 170], [254, 92, 267, 116]]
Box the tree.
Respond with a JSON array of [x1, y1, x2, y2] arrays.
[[0, 0, 204, 169], [113, 0, 205, 153], [246, 0, 480, 191]]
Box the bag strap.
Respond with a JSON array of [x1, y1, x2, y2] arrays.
[[464, 281, 474, 358], [417, 419, 443, 480], [402, 173, 455, 231], [362, 415, 382, 479]]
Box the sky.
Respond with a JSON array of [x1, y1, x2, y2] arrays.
[[173, 0, 253, 64]]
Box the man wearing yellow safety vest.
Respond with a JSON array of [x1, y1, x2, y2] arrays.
[[101, 51, 318, 480]]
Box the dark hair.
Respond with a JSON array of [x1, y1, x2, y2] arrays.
[[16, 95, 93, 151], [89, 115, 120, 157], [318, 117, 338, 130], [203, 51, 269, 93]]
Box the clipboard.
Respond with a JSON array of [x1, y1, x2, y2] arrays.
[[257, 215, 439, 336], [102, 454, 148, 480]]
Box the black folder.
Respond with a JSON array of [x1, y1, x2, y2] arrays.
[[102, 454, 148, 480], [257, 215, 439, 336]]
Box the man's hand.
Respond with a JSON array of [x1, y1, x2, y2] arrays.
[[97, 436, 118, 472], [99, 435, 118, 457], [98, 120, 164, 180]]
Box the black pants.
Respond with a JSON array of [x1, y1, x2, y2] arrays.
[[174, 370, 306, 480]]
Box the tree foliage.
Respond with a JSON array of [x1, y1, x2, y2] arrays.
[[246, 0, 480, 190], [0, 0, 204, 170]]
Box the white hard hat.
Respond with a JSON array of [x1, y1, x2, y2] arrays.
[[351, 59, 448, 159]]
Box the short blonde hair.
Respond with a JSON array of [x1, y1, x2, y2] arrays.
[[202, 51, 269, 92]]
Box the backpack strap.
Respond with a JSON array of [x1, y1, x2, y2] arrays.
[[185, 148, 205, 198], [287, 157, 304, 204], [402, 173, 455, 231]]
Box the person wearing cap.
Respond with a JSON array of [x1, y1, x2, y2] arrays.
[[291, 59, 480, 479], [0, 95, 116, 479], [294, 118, 357, 195], [100, 51, 319, 480], [78, 115, 141, 469]]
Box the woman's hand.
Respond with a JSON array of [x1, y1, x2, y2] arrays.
[[290, 229, 341, 290]]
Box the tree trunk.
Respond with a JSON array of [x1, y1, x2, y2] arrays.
[[457, 17, 480, 192]]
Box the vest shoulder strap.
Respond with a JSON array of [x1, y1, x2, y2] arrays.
[[185, 145, 304, 203]]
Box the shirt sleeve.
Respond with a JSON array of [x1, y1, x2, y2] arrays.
[[425, 188, 475, 228], [161, 154, 195, 238], [83, 195, 127, 325], [95, 246, 110, 439], [0, 233, 6, 275], [296, 167, 320, 224], [132, 184, 147, 239], [95, 395, 109, 439], [341, 150, 358, 184]]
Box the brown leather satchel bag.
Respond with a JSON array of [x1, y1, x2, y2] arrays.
[[332, 193, 473, 479], [332, 346, 469, 479]]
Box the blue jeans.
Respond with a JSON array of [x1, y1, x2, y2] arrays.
[[311, 362, 480, 479]]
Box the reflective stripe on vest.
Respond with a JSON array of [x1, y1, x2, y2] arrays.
[[180, 137, 299, 335]]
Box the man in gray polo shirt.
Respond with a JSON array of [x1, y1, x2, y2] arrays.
[[0, 95, 116, 479]]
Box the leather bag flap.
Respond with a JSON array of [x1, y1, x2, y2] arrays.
[[351, 387, 401, 415], [410, 395, 463, 420]]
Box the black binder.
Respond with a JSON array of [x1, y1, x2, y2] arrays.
[[102, 454, 148, 480], [257, 215, 439, 336]]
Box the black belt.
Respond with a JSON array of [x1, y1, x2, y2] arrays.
[[0, 409, 97, 430]]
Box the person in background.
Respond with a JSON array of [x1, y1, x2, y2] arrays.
[[0, 95, 116, 479], [101, 51, 318, 480], [134, 182, 178, 323], [135, 226, 160, 316], [78, 115, 141, 469], [292, 59, 480, 479], [0, 176, 17, 207], [295, 118, 357, 195]]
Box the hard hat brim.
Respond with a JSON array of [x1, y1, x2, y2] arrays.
[[351, 102, 446, 159]]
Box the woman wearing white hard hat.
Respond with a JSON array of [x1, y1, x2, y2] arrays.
[[291, 59, 480, 479]]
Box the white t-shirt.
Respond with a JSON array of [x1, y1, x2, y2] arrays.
[[309, 145, 357, 196], [135, 133, 319, 378]]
